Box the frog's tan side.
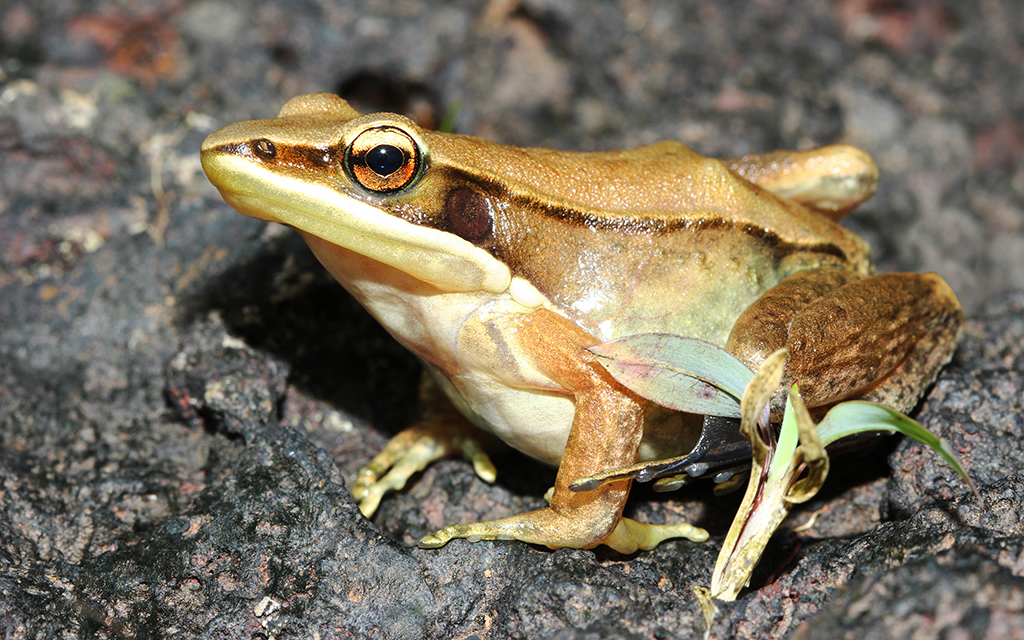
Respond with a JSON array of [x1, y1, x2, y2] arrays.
[[201, 93, 962, 552]]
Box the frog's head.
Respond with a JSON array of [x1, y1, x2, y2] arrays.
[[200, 93, 512, 294]]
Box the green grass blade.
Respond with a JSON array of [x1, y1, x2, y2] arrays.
[[817, 401, 978, 498]]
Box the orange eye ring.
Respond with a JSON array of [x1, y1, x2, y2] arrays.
[[347, 127, 421, 193]]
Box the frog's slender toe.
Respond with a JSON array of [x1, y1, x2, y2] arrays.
[[461, 437, 497, 484], [605, 517, 709, 552], [353, 420, 496, 517], [416, 532, 448, 549], [417, 524, 491, 549], [418, 514, 544, 548]]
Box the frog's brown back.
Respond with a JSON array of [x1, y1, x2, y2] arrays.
[[424, 132, 867, 266]]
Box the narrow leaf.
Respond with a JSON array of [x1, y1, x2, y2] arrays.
[[711, 350, 790, 601], [766, 384, 801, 486], [781, 385, 829, 504], [817, 401, 978, 499], [589, 334, 754, 418]]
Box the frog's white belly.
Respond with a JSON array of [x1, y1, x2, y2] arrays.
[[377, 284, 579, 464], [430, 368, 574, 465], [396, 287, 579, 465], [433, 368, 696, 466]]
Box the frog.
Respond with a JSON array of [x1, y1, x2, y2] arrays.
[[200, 93, 963, 553]]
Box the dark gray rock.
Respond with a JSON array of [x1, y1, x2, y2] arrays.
[[1, 1, 1022, 638], [887, 291, 1024, 520]]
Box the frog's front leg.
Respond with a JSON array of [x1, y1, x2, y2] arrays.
[[420, 309, 708, 552], [353, 376, 499, 517], [727, 269, 963, 416]]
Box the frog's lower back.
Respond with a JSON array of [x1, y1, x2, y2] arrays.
[[520, 225, 837, 345]]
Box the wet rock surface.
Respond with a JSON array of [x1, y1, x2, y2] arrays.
[[1, 1, 1022, 638]]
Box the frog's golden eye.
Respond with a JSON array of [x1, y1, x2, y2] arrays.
[[347, 127, 421, 193]]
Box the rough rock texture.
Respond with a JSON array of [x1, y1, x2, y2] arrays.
[[1, 1, 1022, 638]]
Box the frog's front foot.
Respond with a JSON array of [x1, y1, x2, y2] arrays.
[[353, 420, 497, 517], [418, 506, 708, 553]]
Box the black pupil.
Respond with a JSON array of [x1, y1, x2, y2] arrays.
[[365, 144, 404, 176]]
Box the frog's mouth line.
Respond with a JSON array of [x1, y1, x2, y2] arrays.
[[202, 153, 512, 294]]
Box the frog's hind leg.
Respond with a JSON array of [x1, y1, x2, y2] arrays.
[[843, 275, 964, 412], [727, 270, 963, 416]]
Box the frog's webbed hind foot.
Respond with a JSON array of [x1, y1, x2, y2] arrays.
[[569, 415, 753, 493], [726, 145, 879, 220], [353, 419, 497, 517]]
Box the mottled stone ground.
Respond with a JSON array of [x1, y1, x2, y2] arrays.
[[2, 1, 1022, 638]]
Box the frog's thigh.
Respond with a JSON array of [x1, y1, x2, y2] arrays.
[[731, 272, 963, 412], [727, 269, 858, 372], [420, 309, 707, 552]]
